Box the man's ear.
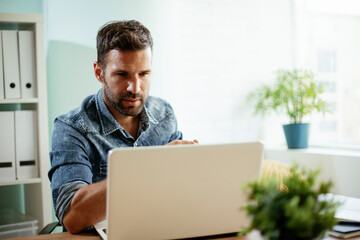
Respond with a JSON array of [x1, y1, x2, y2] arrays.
[[94, 62, 104, 83]]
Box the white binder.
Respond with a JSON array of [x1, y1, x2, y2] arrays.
[[18, 31, 37, 99], [15, 110, 39, 179], [2, 30, 21, 99], [0, 31, 4, 99], [0, 111, 16, 181]]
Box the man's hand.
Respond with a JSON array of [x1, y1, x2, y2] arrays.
[[166, 139, 199, 145]]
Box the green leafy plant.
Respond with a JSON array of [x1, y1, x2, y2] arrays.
[[240, 166, 339, 240], [248, 69, 331, 124]]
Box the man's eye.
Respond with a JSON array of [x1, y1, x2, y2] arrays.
[[139, 72, 150, 77], [117, 72, 127, 76]]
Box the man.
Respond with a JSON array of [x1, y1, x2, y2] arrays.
[[48, 20, 198, 234]]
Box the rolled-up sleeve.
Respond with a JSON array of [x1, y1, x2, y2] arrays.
[[48, 119, 93, 216], [55, 180, 88, 225]]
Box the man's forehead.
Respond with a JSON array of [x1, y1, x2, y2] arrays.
[[107, 47, 152, 57], [105, 48, 152, 70]]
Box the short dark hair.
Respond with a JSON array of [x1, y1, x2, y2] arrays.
[[96, 20, 153, 70]]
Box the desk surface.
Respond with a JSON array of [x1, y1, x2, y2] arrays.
[[7, 231, 355, 240], [9, 231, 101, 240], [8, 230, 245, 240]]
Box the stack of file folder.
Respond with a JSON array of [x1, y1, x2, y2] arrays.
[[0, 30, 36, 99]]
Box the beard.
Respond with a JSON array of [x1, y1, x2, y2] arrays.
[[103, 78, 147, 117]]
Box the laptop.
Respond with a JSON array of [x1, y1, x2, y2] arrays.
[[95, 142, 264, 240]]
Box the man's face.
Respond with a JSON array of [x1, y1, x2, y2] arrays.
[[100, 48, 152, 117]]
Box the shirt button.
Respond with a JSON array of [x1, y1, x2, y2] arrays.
[[134, 142, 138, 147]]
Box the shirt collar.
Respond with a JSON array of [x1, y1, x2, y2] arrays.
[[95, 89, 158, 136], [144, 104, 159, 125]]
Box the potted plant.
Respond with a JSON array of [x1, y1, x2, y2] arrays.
[[240, 165, 339, 240], [248, 69, 331, 149]]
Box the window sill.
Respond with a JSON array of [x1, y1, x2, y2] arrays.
[[264, 145, 360, 198], [265, 145, 360, 159]]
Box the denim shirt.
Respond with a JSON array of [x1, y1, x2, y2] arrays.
[[48, 89, 182, 210]]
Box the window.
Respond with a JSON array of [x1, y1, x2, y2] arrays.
[[170, 0, 292, 144], [294, 0, 360, 146], [170, 0, 360, 147]]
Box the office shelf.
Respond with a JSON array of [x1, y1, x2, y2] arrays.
[[0, 178, 42, 187], [0, 13, 52, 231], [0, 99, 39, 104]]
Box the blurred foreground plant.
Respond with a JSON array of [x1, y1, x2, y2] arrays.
[[240, 165, 339, 240]]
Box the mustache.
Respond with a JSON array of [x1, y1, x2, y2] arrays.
[[120, 93, 143, 100]]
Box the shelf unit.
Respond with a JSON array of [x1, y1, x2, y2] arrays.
[[0, 99, 39, 104], [0, 13, 52, 229]]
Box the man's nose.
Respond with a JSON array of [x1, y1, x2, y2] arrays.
[[127, 77, 140, 94]]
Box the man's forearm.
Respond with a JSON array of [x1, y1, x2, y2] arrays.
[[62, 180, 107, 233]]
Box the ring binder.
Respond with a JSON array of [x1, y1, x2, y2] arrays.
[[0, 31, 4, 99], [0, 111, 16, 181], [2, 30, 21, 99], [18, 31, 37, 99], [15, 110, 39, 179]]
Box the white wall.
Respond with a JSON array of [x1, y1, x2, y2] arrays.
[[45, 0, 293, 146], [169, 0, 293, 143]]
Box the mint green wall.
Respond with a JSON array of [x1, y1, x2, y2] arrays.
[[0, 0, 43, 13], [0, 0, 43, 214]]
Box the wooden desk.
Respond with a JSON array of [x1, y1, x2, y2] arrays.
[[8, 231, 101, 240], [7, 230, 245, 240], [7, 231, 356, 240], [6, 229, 354, 240]]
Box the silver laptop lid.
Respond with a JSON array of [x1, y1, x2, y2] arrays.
[[107, 142, 264, 240]]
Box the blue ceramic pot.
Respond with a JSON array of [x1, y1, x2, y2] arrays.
[[283, 123, 310, 149]]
